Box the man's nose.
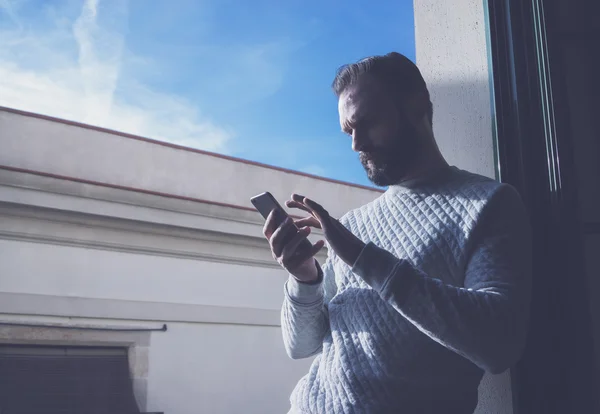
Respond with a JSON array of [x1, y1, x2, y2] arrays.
[[351, 130, 369, 152]]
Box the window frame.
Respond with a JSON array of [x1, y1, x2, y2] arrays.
[[485, 0, 597, 412]]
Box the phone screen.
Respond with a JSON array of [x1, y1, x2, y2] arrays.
[[250, 192, 287, 222]]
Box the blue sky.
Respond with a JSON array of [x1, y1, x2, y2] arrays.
[[0, 0, 415, 187]]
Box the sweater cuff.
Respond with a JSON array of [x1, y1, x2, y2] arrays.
[[285, 269, 323, 305], [352, 242, 418, 302]]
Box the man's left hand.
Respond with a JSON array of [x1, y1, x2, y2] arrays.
[[286, 194, 366, 267]]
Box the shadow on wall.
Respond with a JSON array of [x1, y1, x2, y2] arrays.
[[427, 80, 515, 414], [427, 79, 496, 180]]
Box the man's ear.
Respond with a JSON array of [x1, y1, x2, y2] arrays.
[[401, 90, 431, 133]]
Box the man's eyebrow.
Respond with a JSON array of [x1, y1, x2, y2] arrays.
[[342, 110, 367, 130], [341, 116, 360, 133], [341, 122, 351, 134]]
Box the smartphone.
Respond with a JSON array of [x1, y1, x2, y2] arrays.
[[250, 191, 288, 223], [250, 192, 313, 252]]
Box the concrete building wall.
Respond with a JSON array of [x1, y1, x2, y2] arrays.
[[0, 314, 311, 414], [0, 109, 383, 414], [0, 109, 380, 220], [414, 0, 496, 180], [414, 1, 513, 413]]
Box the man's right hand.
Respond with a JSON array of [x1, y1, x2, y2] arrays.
[[262, 209, 325, 283]]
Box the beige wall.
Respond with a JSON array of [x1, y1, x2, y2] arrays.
[[414, 0, 513, 412], [0, 109, 381, 219], [0, 314, 313, 414], [0, 109, 382, 414]]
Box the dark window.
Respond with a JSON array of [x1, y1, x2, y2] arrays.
[[0, 345, 140, 414]]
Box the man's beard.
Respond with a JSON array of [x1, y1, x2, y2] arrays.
[[359, 133, 423, 187]]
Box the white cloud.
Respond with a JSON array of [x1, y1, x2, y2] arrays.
[[202, 39, 297, 110], [0, 0, 233, 153], [0, 0, 19, 26]]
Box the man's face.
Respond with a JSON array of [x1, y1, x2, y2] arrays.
[[338, 76, 423, 186]]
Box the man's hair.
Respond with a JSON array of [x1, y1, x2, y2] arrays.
[[332, 52, 433, 124]]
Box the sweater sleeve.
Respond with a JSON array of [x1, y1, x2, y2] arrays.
[[281, 255, 338, 359], [352, 184, 532, 374]]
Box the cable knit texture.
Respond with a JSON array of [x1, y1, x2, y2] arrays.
[[282, 166, 532, 414]]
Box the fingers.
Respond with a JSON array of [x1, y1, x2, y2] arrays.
[[262, 209, 279, 239], [282, 239, 326, 270], [269, 217, 297, 257], [302, 197, 329, 220], [261, 199, 327, 277], [291, 193, 306, 203], [294, 216, 322, 229], [273, 224, 325, 271], [290, 194, 329, 219], [280, 226, 312, 261], [285, 199, 312, 214]]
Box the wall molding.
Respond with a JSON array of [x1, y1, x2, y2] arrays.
[[0, 168, 266, 232], [1, 229, 281, 268], [0, 292, 281, 327], [0, 162, 330, 267], [0, 202, 285, 268], [0, 168, 328, 266], [0, 107, 382, 193], [0, 200, 328, 268]]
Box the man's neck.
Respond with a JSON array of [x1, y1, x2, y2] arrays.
[[395, 150, 449, 186], [395, 118, 450, 185]]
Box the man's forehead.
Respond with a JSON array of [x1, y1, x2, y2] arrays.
[[338, 76, 387, 119]]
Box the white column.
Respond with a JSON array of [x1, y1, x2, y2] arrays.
[[414, 0, 496, 179], [413, 1, 512, 413]]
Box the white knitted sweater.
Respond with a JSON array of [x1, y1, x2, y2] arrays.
[[282, 166, 531, 414]]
